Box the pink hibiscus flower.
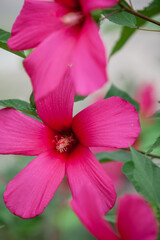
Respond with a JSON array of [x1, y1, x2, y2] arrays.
[[8, 0, 118, 101], [136, 83, 157, 118], [0, 72, 140, 219], [71, 185, 158, 240]]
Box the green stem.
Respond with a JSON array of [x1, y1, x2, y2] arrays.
[[123, 148, 160, 160], [136, 150, 160, 160], [128, 0, 134, 9], [137, 27, 160, 32], [101, 9, 122, 20], [119, 2, 160, 26]]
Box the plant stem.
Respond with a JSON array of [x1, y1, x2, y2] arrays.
[[119, 2, 160, 26], [137, 27, 160, 32], [137, 150, 160, 160], [101, 9, 122, 20], [128, 0, 134, 9], [123, 148, 160, 160]]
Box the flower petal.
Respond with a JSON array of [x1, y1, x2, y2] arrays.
[[55, 0, 80, 9], [0, 108, 54, 155], [66, 144, 116, 213], [102, 161, 124, 191], [36, 69, 75, 132], [4, 151, 65, 218], [71, 184, 119, 240], [90, 146, 117, 153], [72, 16, 107, 95], [80, 0, 118, 13], [24, 27, 78, 101], [117, 194, 158, 240], [136, 83, 157, 118], [72, 97, 141, 148], [8, 0, 68, 51]]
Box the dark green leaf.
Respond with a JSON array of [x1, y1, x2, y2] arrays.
[[147, 136, 160, 154], [95, 150, 132, 163], [152, 111, 160, 119], [110, 0, 160, 56], [110, 27, 135, 56], [0, 29, 25, 58], [123, 147, 160, 206], [145, 0, 160, 10], [74, 95, 86, 102], [91, 10, 103, 25], [108, 11, 137, 28], [0, 29, 10, 43], [29, 92, 36, 109], [104, 84, 139, 112], [0, 99, 37, 116]]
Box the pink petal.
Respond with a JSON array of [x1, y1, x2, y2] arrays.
[[136, 83, 157, 118], [90, 148, 125, 191], [90, 146, 117, 153], [55, 0, 80, 9], [4, 151, 65, 218], [80, 0, 118, 13], [117, 194, 158, 240], [102, 162, 124, 191], [72, 97, 141, 148], [66, 144, 117, 213], [72, 16, 107, 95], [36, 69, 75, 132], [24, 27, 78, 101], [71, 184, 119, 240], [8, 0, 68, 51], [0, 108, 54, 155]]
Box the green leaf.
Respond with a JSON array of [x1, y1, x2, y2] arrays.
[[139, 119, 160, 156], [29, 92, 36, 109], [110, 27, 135, 56], [0, 29, 10, 43], [91, 9, 103, 25], [147, 136, 160, 154], [74, 95, 86, 102], [104, 84, 139, 112], [110, 0, 160, 56], [95, 150, 132, 163], [152, 111, 160, 119], [0, 29, 25, 58], [0, 99, 37, 116], [105, 215, 116, 223], [108, 11, 137, 28], [24, 49, 33, 57], [122, 160, 135, 183], [145, 0, 160, 10], [123, 147, 160, 206]]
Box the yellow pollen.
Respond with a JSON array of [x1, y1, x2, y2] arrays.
[[54, 135, 76, 153]]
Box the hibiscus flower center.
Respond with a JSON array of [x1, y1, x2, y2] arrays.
[[53, 134, 77, 153], [62, 11, 84, 26]]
